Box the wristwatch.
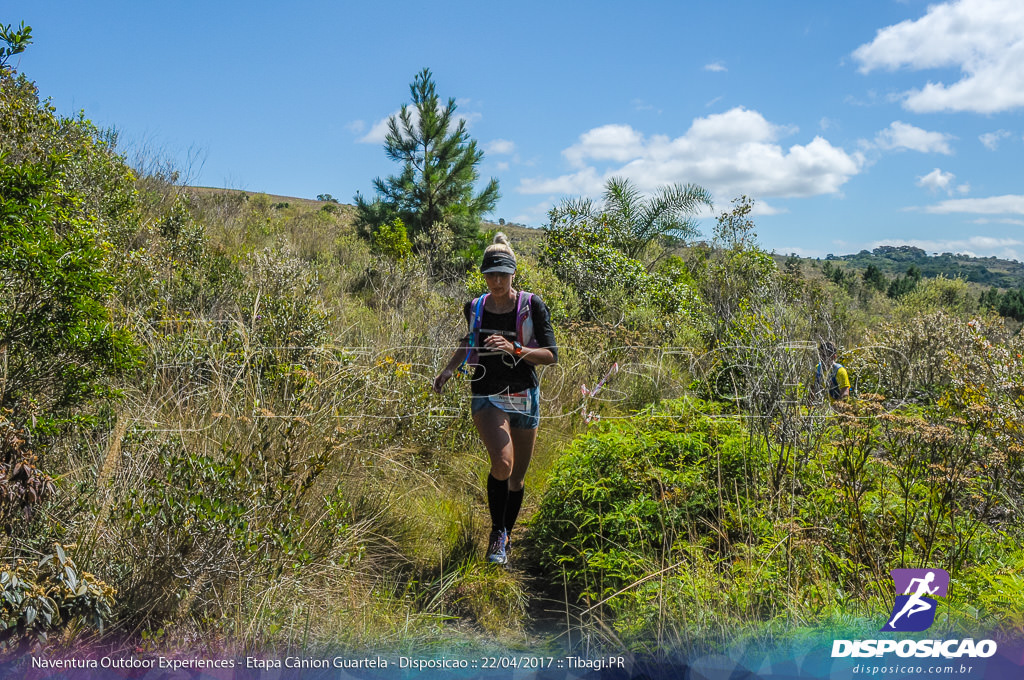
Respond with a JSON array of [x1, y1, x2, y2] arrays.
[[512, 341, 523, 356]]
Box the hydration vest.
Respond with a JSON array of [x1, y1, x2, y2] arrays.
[[464, 292, 538, 366]]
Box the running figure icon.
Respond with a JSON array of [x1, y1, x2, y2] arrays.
[[882, 568, 949, 632], [887, 572, 938, 628]]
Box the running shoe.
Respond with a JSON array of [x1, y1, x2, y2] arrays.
[[486, 528, 508, 564]]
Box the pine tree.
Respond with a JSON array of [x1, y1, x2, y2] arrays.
[[354, 68, 499, 250], [998, 289, 1024, 322], [887, 265, 922, 299], [979, 286, 1000, 312], [862, 264, 888, 293]]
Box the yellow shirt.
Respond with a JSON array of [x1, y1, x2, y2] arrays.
[[815, 362, 850, 399]]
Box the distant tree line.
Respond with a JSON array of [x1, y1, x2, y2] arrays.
[[821, 257, 1024, 323], [828, 245, 1024, 289], [821, 261, 923, 300]]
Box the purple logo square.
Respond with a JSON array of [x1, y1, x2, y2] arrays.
[[881, 568, 950, 632]]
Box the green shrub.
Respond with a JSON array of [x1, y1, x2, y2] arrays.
[[0, 159, 137, 431], [0, 70, 139, 245], [244, 192, 279, 237], [899, 275, 976, 316], [542, 215, 697, 322], [689, 244, 777, 347], [0, 544, 115, 652], [849, 311, 965, 398], [530, 393, 1022, 646], [236, 245, 328, 366], [369, 217, 413, 261], [530, 397, 754, 603], [148, 196, 239, 315]]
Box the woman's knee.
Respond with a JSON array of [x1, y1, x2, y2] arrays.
[[489, 459, 513, 480]]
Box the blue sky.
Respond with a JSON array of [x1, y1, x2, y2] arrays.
[[8, 0, 1024, 259]]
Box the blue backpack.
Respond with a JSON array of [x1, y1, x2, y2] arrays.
[[815, 362, 846, 399]]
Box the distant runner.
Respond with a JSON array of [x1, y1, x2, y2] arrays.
[[433, 233, 558, 565], [812, 341, 850, 401]]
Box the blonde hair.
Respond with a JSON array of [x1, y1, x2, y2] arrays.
[[484, 231, 516, 259]]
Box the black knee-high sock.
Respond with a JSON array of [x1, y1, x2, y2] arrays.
[[505, 487, 525, 535], [487, 474, 508, 532]]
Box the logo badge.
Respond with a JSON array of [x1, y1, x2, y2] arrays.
[[881, 568, 949, 632]]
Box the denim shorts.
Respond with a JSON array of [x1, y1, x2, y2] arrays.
[[471, 386, 540, 430]]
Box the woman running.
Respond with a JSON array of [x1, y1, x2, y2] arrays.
[[433, 233, 558, 564]]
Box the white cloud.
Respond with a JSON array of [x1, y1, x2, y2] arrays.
[[871, 236, 1024, 259], [495, 161, 510, 171], [916, 168, 956, 194], [922, 194, 1024, 214], [357, 107, 481, 144], [632, 99, 661, 113], [704, 62, 727, 72], [511, 199, 556, 226], [980, 130, 1012, 150], [844, 90, 882, 107], [519, 166, 605, 196], [486, 139, 516, 155], [345, 120, 366, 134], [753, 201, 787, 216], [520, 107, 864, 201], [957, 183, 971, 194], [873, 121, 954, 154], [563, 124, 647, 168], [973, 217, 1024, 226], [852, 0, 1024, 114], [773, 246, 826, 258], [358, 111, 399, 144]]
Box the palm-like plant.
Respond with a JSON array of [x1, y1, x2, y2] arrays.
[[604, 176, 712, 263], [550, 177, 712, 268]]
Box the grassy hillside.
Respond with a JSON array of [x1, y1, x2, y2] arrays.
[[187, 189, 1022, 293]]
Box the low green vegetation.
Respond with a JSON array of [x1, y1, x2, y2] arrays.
[[530, 392, 1024, 652], [1, 33, 1022, 662]]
